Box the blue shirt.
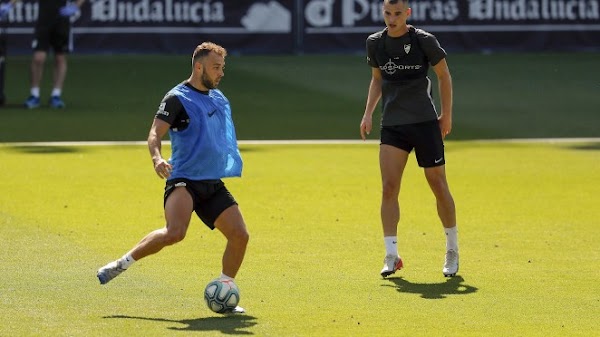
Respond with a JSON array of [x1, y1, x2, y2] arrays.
[[162, 83, 243, 180]]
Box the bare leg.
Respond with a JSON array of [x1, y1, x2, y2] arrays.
[[97, 187, 194, 285], [379, 144, 410, 237], [52, 53, 67, 93], [424, 165, 456, 228], [30, 51, 46, 90], [129, 187, 193, 261], [214, 205, 249, 278]]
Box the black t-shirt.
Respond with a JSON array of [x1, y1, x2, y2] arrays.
[[37, 0, 67, 23], [366, 26, 447, 126]]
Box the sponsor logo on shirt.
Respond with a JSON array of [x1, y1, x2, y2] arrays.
[[380, 59, 423, 75], [156, 102, 169, 116]]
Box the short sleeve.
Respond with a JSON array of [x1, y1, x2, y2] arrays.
[[155, 94, 183, 124], [366, 32, 381, 68], [416, 29, 447, 66]]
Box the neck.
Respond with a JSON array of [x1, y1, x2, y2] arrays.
[[187, 75, 209, 92]]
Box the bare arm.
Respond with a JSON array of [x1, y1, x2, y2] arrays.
[[360, 67, 383, 140], [433, 58, 453, 139], [148, 118, 173, 179]]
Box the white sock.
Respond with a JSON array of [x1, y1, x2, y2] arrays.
[[444, 226, 459, 252], [119, 253, 136, 269], [51, 88, 62, 97], [384, 236, 399, 257], [220, 273, 234, 281], [30, 87, 40, 97]]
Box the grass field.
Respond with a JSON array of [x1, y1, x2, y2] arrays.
[[1, 53, 599, 142], [1, 140, 599, 336]]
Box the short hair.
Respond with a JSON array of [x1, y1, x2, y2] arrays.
[[191, 42, 227, 66]]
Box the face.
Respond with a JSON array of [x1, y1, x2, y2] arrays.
[[199, 51, 225, 89], [382, 0, 411, 36]]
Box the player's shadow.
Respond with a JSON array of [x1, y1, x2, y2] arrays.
[[6, 145, 83, 154], [104, 314, 257, 335], [384, 275, 478, 299]]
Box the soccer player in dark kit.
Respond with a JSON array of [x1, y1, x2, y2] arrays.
[[360, 0, 459, 278], [23, 0, 85, 109], [0, 0, 19, 105]]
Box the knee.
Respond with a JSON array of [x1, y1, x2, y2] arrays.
[[429, 178, 453, 201], [230, 228, 249, 247], [32, 53, 46, 65], [381, 180, 400, 200], [238, 229, 250, 246], [163, 227, 186, 245]]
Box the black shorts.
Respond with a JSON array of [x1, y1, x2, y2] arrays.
[[381, 120, 445, 168], [164, 178, 237, 230], [32, 18, 71, 53]]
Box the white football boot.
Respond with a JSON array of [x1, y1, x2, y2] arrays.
[[225, 306, 246, 314], [442, 249, 459, 277], [97, 260, 127, 284], [380, 254, 403, 277]]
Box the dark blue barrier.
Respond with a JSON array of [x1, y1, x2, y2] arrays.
[[3, 0, 599, 54]]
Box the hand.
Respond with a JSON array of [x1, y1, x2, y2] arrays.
[[153, 158, 173, 179], [438, 114, 452, 139], [0, 3, 13, 19], [59, 3, 79, 17], [360, 114, 373, 140]]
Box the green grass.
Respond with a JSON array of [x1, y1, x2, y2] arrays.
[[2, 53, 599, 142], [1, 141, 599, 336]]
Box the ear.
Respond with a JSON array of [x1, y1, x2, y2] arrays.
[[406, 7, 412, 17], [194, 60, 203, 73]]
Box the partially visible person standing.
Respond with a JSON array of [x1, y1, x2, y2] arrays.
[[97, 42, 249, 314], [23, 0, 85, 109], [360, 0, 459, 278], [0, 0, 19, 106]]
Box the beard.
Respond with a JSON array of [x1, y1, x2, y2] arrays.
[[201, 71, 217, 89]]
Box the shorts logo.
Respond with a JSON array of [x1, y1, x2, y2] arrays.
[[175, 182, 187, 187], [435, 157, 444, 164], [404, 44, 411, 54]]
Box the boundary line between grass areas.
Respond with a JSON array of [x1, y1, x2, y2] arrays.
[[1, 138, 599, 147]]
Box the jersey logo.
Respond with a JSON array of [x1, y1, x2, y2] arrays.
[[404, 44, 411, 54], [381, 59, 398, 75], [379, 59, 423, 75], [208, 109, 217, 117]]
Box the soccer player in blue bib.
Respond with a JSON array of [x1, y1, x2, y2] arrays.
[[360, 0, 459, 278], [97, 42, 249, 314]]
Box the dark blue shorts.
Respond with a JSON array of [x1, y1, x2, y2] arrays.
[[164, 178, 237, 229], [380, 120, 445, 168]]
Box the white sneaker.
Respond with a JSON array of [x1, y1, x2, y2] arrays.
[[97, 260, 127, 284], [443, 250, 459, 277], [380, 254, 403, 277], [224, 306, 245, 314]]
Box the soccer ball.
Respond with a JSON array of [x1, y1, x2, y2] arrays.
[[204, 278, 240, 313]]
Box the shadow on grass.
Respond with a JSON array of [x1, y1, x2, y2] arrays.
[[567, 142, 600, 151], [104, 314, 257, 334], [384, 275, 478, 299], [4, 145, 84, 154]]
